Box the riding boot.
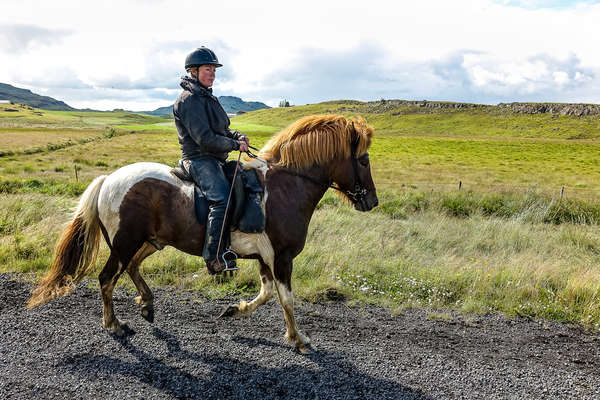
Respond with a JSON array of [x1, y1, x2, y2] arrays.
[[187, 157, 235, 273], [203, 205, 226, 260]]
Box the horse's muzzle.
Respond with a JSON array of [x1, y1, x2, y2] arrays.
[[354, 191, 378, 212]]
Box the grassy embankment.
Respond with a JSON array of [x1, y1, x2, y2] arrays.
[[1, 101, 600, 328]]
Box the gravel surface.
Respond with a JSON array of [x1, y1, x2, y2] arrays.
[[1, 273, 599, 399]]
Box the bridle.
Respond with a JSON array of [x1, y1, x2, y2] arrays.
[[245, 123, 369, 207], [334, 133, 369, 206]]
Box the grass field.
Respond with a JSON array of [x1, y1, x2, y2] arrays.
[[1, 101, 599, 328]]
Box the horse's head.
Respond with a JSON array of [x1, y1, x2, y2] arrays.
[[329, 117, 378, 212], [260, 114, 378, 211]]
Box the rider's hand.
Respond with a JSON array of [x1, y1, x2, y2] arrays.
[[238, 139, 249, 152]]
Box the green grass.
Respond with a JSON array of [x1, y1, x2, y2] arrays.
[[235, 102, 600, 197], [2, 101, 600, 328], [0, 103, 165, 128], [369, 136, 600, 197]]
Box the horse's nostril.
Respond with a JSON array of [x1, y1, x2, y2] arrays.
[[373, 199, 379, 207]]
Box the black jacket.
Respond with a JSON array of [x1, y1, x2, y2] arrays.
[[173, 76, 240, 161]]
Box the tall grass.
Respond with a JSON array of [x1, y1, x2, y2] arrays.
[[2, 190, 599, 327], [0, 177, 87, 196], [300, 194, 600, 327]]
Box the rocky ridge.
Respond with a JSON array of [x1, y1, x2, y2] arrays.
[[333, 99, 600, 116], [497, 102, 600, 116]]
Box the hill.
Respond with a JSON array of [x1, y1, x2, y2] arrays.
[[139, 96, 270, 116], [0, 83, 75, 111], [232, 99, 600, 139], [0, 83, 270, 116]]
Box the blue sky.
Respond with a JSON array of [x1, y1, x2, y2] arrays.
[[1, 0, 599, 110]]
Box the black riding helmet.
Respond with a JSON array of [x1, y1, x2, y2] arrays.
[[185, 47, 222, 70]]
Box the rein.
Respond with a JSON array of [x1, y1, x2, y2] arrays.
[[215, 151, 242, 272], [245, 147, 339, 192]]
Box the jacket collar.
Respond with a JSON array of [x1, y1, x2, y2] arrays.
[[180, 76, 213, 97]]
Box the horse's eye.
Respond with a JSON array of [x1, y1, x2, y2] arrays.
[[358, 154, 369, 167]]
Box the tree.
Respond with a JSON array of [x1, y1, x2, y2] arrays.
[[279, 99, 290, 108]]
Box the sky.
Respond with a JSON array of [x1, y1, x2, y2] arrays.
[[1, 0, 599, 111]]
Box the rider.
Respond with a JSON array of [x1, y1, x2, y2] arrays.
[[173, 46, 249, 273]]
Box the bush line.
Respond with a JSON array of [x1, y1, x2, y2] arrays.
[[319, 189, 600, 226]]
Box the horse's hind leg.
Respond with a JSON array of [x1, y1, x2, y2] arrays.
[[221, 259, 274, 318], [99, 251, 131, 335], [273, 257, 310, 353], [126, 242, 157, 323]]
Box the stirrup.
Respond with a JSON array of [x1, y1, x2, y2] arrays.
[[221, 249, 239, 272]]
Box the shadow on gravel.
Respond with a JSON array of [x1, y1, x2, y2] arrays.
[[60, 327, 432, 400]]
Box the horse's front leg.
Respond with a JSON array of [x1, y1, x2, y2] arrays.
[[221, 260, 274, 318], [273, 256, 311, 353]]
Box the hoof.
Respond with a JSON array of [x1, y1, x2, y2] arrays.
[[297, 343, 313, 355], [141, 305, 154, 323], [219, 305, 239, 318], [286, 330, 312, 354]]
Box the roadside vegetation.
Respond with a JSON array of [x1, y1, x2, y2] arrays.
[[1, 101, 599, 328]]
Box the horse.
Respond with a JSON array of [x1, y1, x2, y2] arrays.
[[26, 114, 378, 353]]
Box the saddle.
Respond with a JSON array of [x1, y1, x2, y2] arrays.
[[171, 159, 265, 234]]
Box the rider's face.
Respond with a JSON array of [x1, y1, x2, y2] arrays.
[[196, 65, 216, 88]]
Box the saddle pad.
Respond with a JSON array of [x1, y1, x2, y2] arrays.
[[173, 161, 264, 233]]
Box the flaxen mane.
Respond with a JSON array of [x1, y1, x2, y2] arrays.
[[259, 114, 374, 170]]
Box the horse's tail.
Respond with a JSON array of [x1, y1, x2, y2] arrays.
[[27, 175, 108, 309]]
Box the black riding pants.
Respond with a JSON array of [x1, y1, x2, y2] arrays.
[[188, 157, 230, 260]]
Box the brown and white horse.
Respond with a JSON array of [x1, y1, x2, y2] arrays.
[[27, 114, 378, 353]]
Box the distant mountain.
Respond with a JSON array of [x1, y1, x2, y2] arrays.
[[139, 105, 174, 116], [218, 96, 270, 114], [139, 96, 270, 116], [0, 83, 75, 111], [0, 82, 270, 115]]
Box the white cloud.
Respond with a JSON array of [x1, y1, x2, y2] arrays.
[[1, 0, 600, 110], [0, 24, 72, 53]]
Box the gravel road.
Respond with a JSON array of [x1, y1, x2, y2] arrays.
[[1, 273, 599, 399]]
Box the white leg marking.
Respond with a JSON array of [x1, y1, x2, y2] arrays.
[[274, 280, 310, 350], [237, 273, 274, 317]]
